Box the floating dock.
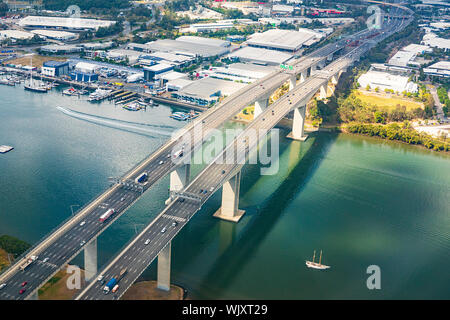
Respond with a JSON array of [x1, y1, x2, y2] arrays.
[[0, 145, 14, 153]]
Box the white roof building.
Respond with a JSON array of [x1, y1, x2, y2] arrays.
[[423, 61, 450, 78], [201, 63, 274, 84], [247, 29, 323, 52], [176, 36, 230, 48], [228, 46, 293, 66], [421, 33, 450, 51], [75, 62, 100, 74], [388, 44, 432, 67], [0, 30, 34, 40], [18, 16, 115, 31], [358, 71, 418, 93], [30, 29, 77, 41]]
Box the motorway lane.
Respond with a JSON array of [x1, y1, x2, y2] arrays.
[[77, 12, 412, 300]]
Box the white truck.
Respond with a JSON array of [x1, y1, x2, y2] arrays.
[[19, 255, 38, 271]]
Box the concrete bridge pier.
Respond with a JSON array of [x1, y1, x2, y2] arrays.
[[84, 239, 97, 282], [157, 241, 171, 291], [289, 75, 296, 91], [165, 164, 190, 205], [319, 84, 327, 100], [287, 105, 307, 141], [298, 71, 307, 84], [254, 97, 269, 118], [331, 75, 338, 85], [213, 171, 245, 222], [310, 64, 317, 76]]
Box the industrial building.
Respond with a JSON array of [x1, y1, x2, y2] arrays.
[[40, 44, 82, 54], [176, 36, 230, 48], [41, 60, 69, 77], [423, 61, 450, 78], [30, 29, 77, 41], [358, 71, 418, 93], [228, 46, 293, 66], [171, 77, 246, 106], [144, 39, 230, 58], [18, 16, 115, 31], [200, 63, 275, 83], [388, 44, 432, 67], [106, 49, 142, 65], [0, 30, 34, 40], [421, 33, 450, 51], [246, 29, 324, 53], [143, 63, 174, 81], [70, 62, 100, 82], [139, 51, 194, 68]]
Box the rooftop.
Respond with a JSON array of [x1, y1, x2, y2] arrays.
[[178, 77, 246, 99], [228, 46, 293, 65], [144, 39, 229, 58], [176, 36, 230, 47], [18, 16, 115, 30], [246, 29, 322, 51]]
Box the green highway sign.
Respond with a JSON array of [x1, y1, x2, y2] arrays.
[[280, 64, 293, 70]]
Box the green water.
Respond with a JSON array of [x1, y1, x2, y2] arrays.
[[0, 85, 449, 299]]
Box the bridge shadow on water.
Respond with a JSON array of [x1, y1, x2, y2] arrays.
[[173, 130, 340, 299]]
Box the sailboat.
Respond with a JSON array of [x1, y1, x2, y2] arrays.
[[306, 250, 330, 270], [24, 55, 48, 93]]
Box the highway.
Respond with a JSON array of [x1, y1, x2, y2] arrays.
[[0, 29, 363, 300], [75, 8, 412, 300]]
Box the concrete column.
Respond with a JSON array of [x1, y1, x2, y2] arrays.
[[213, 171, 245, 223], [84, 239, 97, 282], [165, 164, 190, 205], [319, 84, 327, 100], [289, 75, 296, 91], [157, 242, 171, 291], [331, 75, 338, 85], [299, 71, 306, 84], [310, 64, 317, 76], [287, 105, 307, 141], [254, 98, 268, 118]]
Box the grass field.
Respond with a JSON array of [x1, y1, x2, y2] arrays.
[[355, 90, 424, 111], [38, 266, 85, 300]]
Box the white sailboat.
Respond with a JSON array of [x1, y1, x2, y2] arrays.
[[24, 55, 48, 93], [306, 250, 330, 270]]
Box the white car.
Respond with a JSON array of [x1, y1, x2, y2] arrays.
[[80, 240, 86, 246], [97, 275, 104, 282], [159, 160, 163, 165], [79, 221, 86, 227], [144, 239, 150, 245], [161, 227, 166, 233], [0, 283, 6, 290], [43, 258, 49, 263]]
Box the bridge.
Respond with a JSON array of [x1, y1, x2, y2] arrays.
[[75, 9, 412, 300], [0, 2, 412, 301]]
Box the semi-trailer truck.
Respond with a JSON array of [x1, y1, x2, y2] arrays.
[[103, 268, 127, 294], [19, 255, 38, 271], [99, 208, 115, 223]]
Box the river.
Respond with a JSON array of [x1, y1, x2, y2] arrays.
[[0, 85, 449, 299]]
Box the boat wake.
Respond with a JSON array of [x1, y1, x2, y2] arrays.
[[56, 107, 173, 137]]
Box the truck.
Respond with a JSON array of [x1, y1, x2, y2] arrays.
[[172, 149, 183, 159], [135, 171, 148, 184], [99, 208, 115, 223], [19, 255, 38, 271], [103, 268, 127, 294]]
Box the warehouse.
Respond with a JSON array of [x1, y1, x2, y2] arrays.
[[423, 61, 450, 78], [41, 60, 69, 77], [0, 30, 34, 40], [246, 28, 323, 53], [144, 39, 230, 58], [139, 51, 194, 68], [171, 77, 246, 106], [40, 44, 82, 54], [421, 33, 450, 52], [176, 36, 230, 48], [388, 44, 432, 67], [358, 71, 418, 93], [228, 46, 293, 66], [18, 16, 115, 31], [201, 63, 275, 83], [143, 63, 174, 81], [30, 29, 77, 41]]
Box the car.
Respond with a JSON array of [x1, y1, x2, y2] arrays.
[[121, 197, 125, 202], [209, 187, 214, 192], [112, 285, 119, 293], [144, 239, 150, 245], [80, 240, 86, 246], [167, 154, 171, 158], [79, 221, 86, 227], [0, 283, 6, 290], [159, 160, 164, 165], [271, 110, 274, 115], [179, 198, 185, 203], [262, 118, 265, 121], [172, 221, 178, 227], [97, 275, 104, 282], [199, 189, 204, 194], [222, 170, 226, 174], [203, 190, 207, 194], [21, 281, 27, 287], [19, 289, 26, 295], [161, 227, 166, 233], [43, 258, 49, 263]]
